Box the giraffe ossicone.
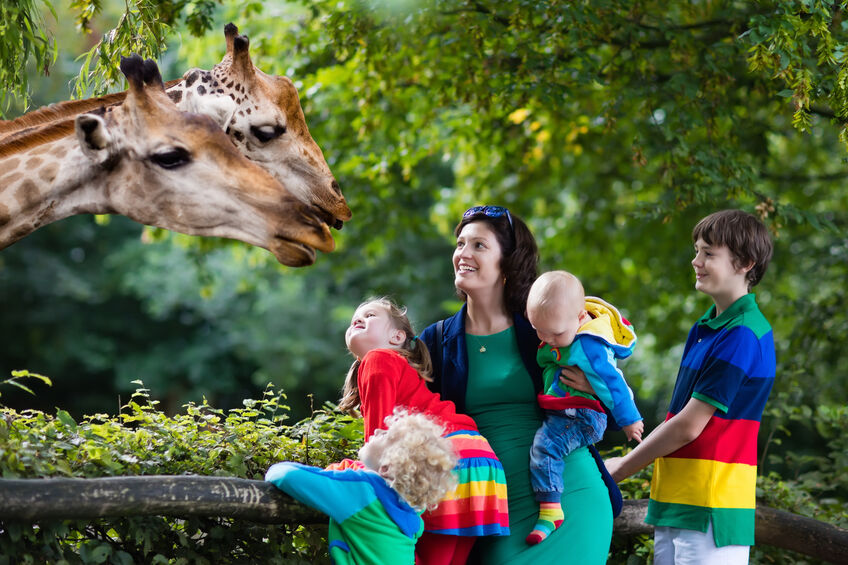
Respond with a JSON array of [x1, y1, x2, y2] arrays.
[[0, 54, 335, 267]]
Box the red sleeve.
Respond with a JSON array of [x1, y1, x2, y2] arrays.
[[325, 459, 366, 471], [358, 350, 402, 439]]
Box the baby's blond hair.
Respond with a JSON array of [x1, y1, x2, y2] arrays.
[[369, 408, 457, 511], [527, 270, 585, 317]]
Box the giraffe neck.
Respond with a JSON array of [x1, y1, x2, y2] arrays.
[[0, 135, 113, 249], [0, 78, 183, 139]]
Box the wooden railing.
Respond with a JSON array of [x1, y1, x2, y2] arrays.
[[2, 476, 847, 563]]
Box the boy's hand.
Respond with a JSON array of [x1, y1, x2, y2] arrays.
[[623, 421, 644, 443]]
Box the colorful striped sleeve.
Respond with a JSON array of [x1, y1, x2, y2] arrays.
[[690, 326, 760, 413], [265, 462, 376, 524], [572, 338, 642, 426]]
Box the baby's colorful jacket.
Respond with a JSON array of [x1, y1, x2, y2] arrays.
[[265, 461, 422, 565], [538, 296, 641, 427]]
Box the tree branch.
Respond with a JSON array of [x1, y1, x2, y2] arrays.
[[627, 18, 736, 31], [761, 170, 848, 182], [809, 104, 848, 124], [438, 3, 510, 27]]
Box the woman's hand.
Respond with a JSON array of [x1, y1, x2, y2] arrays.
[[559, 365, 595, 395]]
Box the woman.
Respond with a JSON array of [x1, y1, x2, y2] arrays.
[[420, 206, 619, 564]]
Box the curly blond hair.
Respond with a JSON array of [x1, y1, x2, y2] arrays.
[[362, 408, 457, 511]]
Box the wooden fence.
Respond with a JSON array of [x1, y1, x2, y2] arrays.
[[1, 476, 847, 563]]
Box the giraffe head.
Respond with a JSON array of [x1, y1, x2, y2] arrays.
[[74, 55, 335, 267], [176, 23, 351, 231]]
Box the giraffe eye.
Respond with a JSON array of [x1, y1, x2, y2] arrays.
[[150, 147, 191, 169], [250, 124, 286, 143]]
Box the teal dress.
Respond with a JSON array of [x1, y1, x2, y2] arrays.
[[465, 328, 613, 564]]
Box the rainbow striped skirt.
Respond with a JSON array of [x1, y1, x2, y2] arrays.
[[422, 429, 510, 537]]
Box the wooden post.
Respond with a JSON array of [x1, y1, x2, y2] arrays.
[[0, 476, 323, 524], [2, 477, 847, 562], [613, 498, 848, 563]]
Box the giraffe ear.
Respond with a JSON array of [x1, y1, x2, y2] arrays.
[[184, 89, 237, 130], [75, 114, 115, 164]]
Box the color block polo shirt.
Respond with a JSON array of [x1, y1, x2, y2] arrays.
[[645, 293, 775, 547], [266, 462, 422, 564]]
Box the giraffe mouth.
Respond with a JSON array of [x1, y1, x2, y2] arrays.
[[270, 221, 335, 267], [315, 206, 346, 231], [271, 237, 318, 267]]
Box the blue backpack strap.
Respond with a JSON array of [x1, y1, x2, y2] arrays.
[[329, 540, 351, 553], [587, 444, 623, 518]]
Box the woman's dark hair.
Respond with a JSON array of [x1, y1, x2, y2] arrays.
[[454, 209, 539, 314]]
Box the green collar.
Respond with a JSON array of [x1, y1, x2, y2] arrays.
[[698, 293, 757, 330]]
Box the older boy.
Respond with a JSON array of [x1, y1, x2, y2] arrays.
[[605, 209, 775, 564]]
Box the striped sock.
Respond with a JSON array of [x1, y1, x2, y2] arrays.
[[525, 502, 564, 545]]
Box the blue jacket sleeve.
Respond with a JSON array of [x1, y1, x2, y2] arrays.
[[265, 462, 378, 524], [572, 338, 642, 426]]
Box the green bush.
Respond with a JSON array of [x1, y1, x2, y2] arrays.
[[2, 378, 845, 564], [0, 382, 362, 564]]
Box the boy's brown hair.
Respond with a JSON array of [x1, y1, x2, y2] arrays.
[[692, 209, 774, 290]]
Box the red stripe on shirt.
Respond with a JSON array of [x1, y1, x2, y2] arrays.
[[665, 412, 760, 465]]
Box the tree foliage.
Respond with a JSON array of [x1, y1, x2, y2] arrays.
[[0, 0, 56, 114], [1, 2, 847, 561]]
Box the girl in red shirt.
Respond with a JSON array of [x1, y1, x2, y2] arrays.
[[339, 297, 509, 565]]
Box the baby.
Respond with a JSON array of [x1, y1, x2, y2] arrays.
[[524, 270, 643, 544]]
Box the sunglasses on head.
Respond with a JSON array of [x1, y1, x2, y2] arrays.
[[462, 205, 515, 234]]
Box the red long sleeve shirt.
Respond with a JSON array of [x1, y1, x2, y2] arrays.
[[358, 349, 478, 440]]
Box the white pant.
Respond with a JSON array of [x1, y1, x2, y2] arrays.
[[654, 523, 750, 565]]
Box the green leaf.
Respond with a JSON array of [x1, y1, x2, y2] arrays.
[[56, 410, 77, 430]]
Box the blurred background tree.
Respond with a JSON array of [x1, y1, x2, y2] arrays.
[[1, 0, 846, 540]]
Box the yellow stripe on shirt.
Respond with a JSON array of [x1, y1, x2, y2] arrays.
[[650, 456, 757, 509]]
